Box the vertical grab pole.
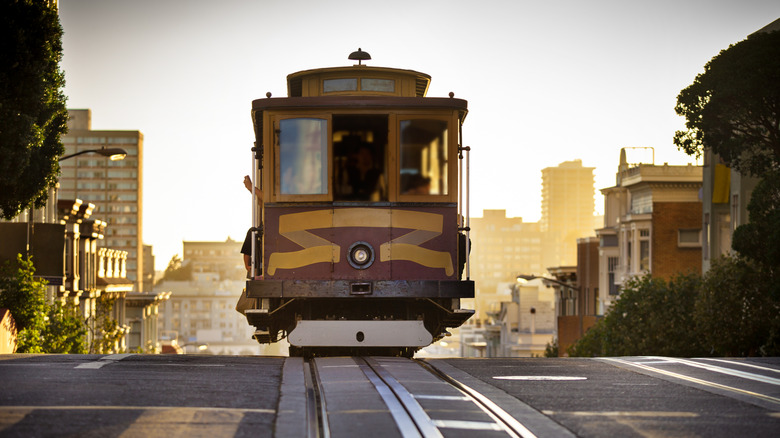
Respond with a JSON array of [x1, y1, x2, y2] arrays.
[[458, 121, 471, 281], [465, 145, 471, 280], [250, 146, 257, 279]]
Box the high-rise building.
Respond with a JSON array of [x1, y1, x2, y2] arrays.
[[60, 109, 144, 290], [468, 210, 543, 323], [540, 159, 596, 267]]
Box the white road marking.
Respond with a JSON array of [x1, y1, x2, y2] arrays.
[[698, 358, 780, 374], [542, 410, 698, 418], [413, 394, 470, 401], [433, 419, 504, 431], [75, 354, 134, 369], [646, 356, 780, 386], [603, 357, 780, 406], [493, 376, 587, 381]]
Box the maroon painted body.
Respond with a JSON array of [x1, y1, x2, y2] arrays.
[[263, 204, 459, 281]]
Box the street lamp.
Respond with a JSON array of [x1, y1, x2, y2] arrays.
[[518, 274, 587, 347], [60, 146, 127, 162], [26, 146, 128, 256], [517, 274, 579, 291]]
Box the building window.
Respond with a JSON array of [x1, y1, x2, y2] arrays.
[[703, 213, 710, 260], [639, 229, 650, 271], [732, 194, 740, 229], [678, 229, 702, 247], [631, 193, 652, 214], [607, 256, 619, 296]]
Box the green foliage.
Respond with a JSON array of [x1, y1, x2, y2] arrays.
[[570, 259, 780, 358], [0, 254, 92, 353], [42, 301, 87, 354], [674, 30, 780, 177], [731, 171, 780, 300], [0, 254, 47, 352], [0, 1, 68, 219], [87, 294, 125, 354], [543, 338, 559, 357], [695, 256, 780, 357], [568, 273, 708, 357], [163, 254, 192, 281]]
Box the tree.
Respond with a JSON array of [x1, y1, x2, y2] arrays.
[[568, 274, 707, 357], [695, 255, 780, 357], [86, 294, 125, 354], [163, 254, 192, 281], [0, 254, 47, 352], [0, 254, 88, 353], [0, 1, 68, 219], [674, 30, 780, 177], [42, 301, 87, 354], [731, 172, 780, 299]]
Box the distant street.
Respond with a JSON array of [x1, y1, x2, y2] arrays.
[[0, 354, 778, 437]]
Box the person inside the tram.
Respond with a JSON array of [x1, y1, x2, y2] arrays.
[[345, 144, 383, 200]]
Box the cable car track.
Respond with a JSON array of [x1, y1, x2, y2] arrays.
[[303, 357, 536, 438]]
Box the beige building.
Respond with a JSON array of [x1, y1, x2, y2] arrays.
[[700, 153, 759, 274], [494, 278, 556, 357], [60, 109, 144, 291], [541, 159, 598, 267], [468, 210, 543, 323], [183, 238, 246, 281], [157, 238, 285, 355], [597, 149, 702, 311]]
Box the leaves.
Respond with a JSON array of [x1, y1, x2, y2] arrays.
[[569, 257, 780, 357], [0, 1, 67, 219], [674, 30, 780, 177]]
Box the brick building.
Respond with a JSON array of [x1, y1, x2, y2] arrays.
[[596, 149, 702, 311]]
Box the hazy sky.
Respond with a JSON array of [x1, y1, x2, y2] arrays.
[[58, 0, 780, 271]]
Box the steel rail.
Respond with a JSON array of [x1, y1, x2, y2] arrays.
[[418, 360, 535, 438], [305, 357, 536, 437], [353, 358, 425, 437], [359, 357, 441, 438], [304, 359, 330, 438]]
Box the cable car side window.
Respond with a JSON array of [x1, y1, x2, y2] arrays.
[[361, 78, 395, 93], [323, 78, 357, 93], [278, 118, 328, 195], [399, 119, 448, 197]]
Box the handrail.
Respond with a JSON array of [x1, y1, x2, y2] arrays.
[[458, 124, 471, 280]]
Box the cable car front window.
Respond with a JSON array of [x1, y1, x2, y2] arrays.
[[279, 118, 328, 195], [400, 119, 448, 196]]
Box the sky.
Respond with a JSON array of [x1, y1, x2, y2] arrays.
[[57, 0, 780, 271]]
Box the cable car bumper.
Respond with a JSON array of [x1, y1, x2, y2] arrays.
[[246, 279, 474, 298]]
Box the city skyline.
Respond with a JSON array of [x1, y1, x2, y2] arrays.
[[57, 0, 780, 270]]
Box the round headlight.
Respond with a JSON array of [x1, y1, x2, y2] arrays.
[[353, 248, 369, 264], [348, 241, 374, 269]]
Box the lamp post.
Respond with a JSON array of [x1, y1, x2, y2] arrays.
[[518, 274, 585, 347], [26, 146, 128, 262], [60, 146, 127, 162]]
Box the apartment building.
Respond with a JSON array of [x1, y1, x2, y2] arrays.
[[468, 210, 543, 323], [540, 160, 597, 267], [183, 238, 246, 281], [157, 238, 284, 355], [597, 149, 702, 311], [60, 109, 144, 290]]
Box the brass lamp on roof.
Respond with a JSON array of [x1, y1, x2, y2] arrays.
[[348, 48, 371, 65]]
